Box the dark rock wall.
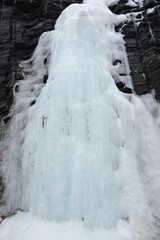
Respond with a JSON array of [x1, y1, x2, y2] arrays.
[[1, 0, 160, 121], [1, 0, 160, 122], [0, 0, 82, 121], [111, 0, 160, 99]]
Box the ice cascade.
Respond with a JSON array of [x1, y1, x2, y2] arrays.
[[1, 0, 160, 235]]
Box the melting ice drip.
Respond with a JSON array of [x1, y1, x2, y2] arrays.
[[2, 0, 160, 231]]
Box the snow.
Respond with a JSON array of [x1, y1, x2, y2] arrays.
[[0, 212, 159, 240], [0, 212, 131, 240], [126, 0, 137, 7], [147, 7, 156, 14], [132, 0, 144, 7], [93, 0, 144, 7], [1, 0, 160, 239]]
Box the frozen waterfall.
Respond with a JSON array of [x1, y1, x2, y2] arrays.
[[0, 0, 160, 239]]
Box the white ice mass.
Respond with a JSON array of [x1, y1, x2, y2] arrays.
[[0, 0, 160, 239]]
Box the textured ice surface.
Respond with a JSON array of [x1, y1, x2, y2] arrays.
[[1, 0, 160, 239]]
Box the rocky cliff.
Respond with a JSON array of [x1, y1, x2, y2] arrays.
[[111, 0, 160, 99], [0, 0, 160, 122], [0, 0, 82, 122], [1, 0, 160, 123]]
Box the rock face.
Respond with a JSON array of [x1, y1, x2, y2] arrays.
[[0, 0, 82, 121], [0, 0, 160, 121], [111, 0, 160, 99]]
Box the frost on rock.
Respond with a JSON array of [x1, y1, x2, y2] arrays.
[[0, 0, 160, 239]]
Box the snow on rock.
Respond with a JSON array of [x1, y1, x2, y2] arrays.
[[126, 0, 137, 7]]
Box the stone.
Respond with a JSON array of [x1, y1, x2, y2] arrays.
[[14, 85, 19, 93], [30, 100, 36, 106], [43, 74, 48, 84], [2, 116, 11, 124], [116, 81, 132, 94]]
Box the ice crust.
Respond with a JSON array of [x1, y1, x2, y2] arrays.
[[1, 0, 160, 239]]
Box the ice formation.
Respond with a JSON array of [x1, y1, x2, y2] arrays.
[[0, 0, 160, 239]]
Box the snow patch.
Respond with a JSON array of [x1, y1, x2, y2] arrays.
[[0, 212, 159, 240]]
